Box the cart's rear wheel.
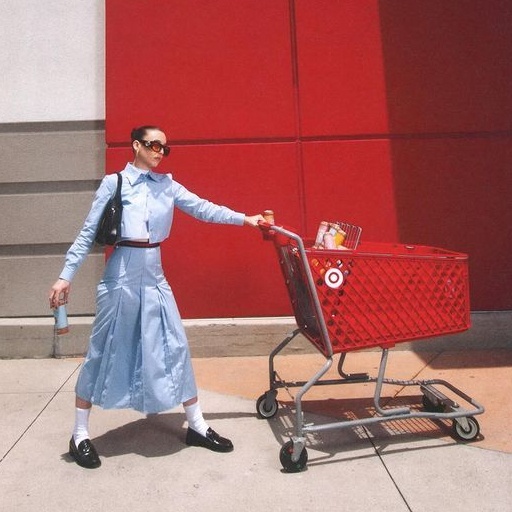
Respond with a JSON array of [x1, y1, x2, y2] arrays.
[[256, 394, 278, 419], [279, 440, 308, 473], [452, 417, 480, 441], [422, 394, 445, 413]]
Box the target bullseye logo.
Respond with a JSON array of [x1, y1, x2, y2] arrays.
[[324, 268, 344, 289]]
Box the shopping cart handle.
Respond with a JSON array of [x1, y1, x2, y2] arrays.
[[258, 220, 278, 241], [258, 222, 304, 246], [258, 220, 273, 230]]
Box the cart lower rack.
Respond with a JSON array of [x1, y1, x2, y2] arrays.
[[257, 224, 484, 472]]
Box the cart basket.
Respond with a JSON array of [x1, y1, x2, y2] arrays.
[[266, 225, 470, 356]]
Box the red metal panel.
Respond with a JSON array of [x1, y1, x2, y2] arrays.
[[105, 0, 296, 144], [106, 143, 301, 317], [295, 0, 389, 136], [391, 136, 512, 310], [379, 0, 512, 133], [105, 0, 511, 313], [301, 140, 399, 242]]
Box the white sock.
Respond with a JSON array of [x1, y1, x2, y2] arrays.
[[73, 407, 91, 446], [184, 402, 209, 437]]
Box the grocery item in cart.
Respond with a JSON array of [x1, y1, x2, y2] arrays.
[[313, 221, 361, 250], [313, 221, 329, 248]]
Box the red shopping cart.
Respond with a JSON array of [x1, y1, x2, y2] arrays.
[[257, 222, 484, 472]]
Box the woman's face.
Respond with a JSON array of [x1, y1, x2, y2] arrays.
[[132, 128, 168, 170]]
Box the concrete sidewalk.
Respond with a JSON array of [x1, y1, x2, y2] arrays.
[[1, 349, 511, 512]]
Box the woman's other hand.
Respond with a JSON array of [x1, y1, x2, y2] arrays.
[[49, 279, 70, 309]]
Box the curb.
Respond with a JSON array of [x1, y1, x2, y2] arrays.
[[0, 311, 511, 359]]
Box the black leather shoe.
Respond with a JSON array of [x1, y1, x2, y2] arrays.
[[69, 437, 101, 468], [185, 427, 234, 453]]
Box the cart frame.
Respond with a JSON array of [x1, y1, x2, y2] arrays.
[[257, 225, 485, 473]]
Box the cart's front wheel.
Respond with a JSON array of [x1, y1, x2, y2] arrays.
[[452, 417, 480, 441], [279, 440, 308, 473], [256, 394, 278, 419]]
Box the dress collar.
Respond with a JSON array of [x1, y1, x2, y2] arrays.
[[123, 163, 168, 184]]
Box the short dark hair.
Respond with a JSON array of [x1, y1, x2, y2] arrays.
[[130, 125, 164, 142]]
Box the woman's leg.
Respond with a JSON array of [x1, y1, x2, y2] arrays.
[[76, 396, 92, 409], [73, 395, 92, 445], [69, 395, 101, 468], [183, 396, 208, 436]]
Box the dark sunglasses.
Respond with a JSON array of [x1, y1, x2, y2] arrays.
[[138, 139, 171, 156]]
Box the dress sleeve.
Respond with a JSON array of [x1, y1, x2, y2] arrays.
[[59, 174, 117, 282], [172, 180, 245, 226]]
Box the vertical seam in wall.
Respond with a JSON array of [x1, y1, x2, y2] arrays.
[[288, 0, 307, 233]]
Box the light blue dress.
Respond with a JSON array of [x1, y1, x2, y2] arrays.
[[60, 163, 245, 413]]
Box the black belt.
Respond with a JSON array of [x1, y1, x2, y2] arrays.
[[117, 241, 160, 248]]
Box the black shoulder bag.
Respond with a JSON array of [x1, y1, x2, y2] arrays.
[[95, 172, 123, 246]]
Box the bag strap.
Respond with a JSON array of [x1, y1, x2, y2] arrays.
[[114, 172, 122, 201]]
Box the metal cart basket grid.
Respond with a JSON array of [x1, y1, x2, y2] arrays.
[[307, 242, 470, 354]]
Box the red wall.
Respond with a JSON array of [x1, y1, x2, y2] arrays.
[[106, 0, 512, 316]]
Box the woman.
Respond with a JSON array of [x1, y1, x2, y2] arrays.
[[49, 125, 264, 469]]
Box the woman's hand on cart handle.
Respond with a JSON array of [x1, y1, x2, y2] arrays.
[[49, 278, 70, 309], [244, 214, 266, 228]]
